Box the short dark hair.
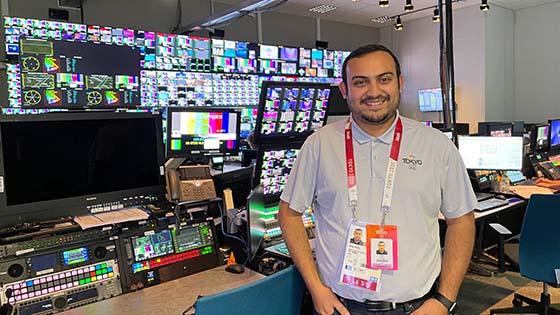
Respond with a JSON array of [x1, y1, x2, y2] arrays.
[[342, 44, 402, 87]]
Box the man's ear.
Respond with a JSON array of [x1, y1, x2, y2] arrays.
[[399, 75, 404, 93], [338, 81, 348, 99]]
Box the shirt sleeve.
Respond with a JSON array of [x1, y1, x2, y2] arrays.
[[280, 134, 320, 214], [439, 138, 478, 219]]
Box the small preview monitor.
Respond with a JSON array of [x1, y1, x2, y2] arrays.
[[254, 143, 302, 204], [418, 88, 443, 112], [549, 119, 560, 149], [531, 123, 549, 152], [167, 107, 240, 158], [458, 136, 523, 171], [259, 44, 279, 60], [254, 81, 331, 144]]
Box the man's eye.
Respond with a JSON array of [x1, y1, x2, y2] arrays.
[[353, 80, 366, 86], [380, 77, 392, 84]]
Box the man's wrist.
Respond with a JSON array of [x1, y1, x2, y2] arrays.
[[433, 292, 457, 313]]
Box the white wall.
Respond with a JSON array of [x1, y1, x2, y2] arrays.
[[381, 5, 486, 132], [514, 1, 560, 123], [484, 5, 514, 122]]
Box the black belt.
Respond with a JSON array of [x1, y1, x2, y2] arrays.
[[338, 282, 437, 312]]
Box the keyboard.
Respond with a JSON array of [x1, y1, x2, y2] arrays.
[[476, 198, 509, 212], [475, 192, 494, 202]]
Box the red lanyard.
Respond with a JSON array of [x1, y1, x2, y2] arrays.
[[344, 116, 403, 225]]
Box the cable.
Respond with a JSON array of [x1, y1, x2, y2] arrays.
[[217, 202, 250, 265]]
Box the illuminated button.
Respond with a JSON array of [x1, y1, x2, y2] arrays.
[[41, 289, 47, 294], [55, 285, 60, 291], [108, 272, 114, 278], [79, 279, 85, 285]]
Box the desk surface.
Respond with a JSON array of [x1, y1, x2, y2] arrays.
[[438, 199, 526, 220], [60, 266, 264, 315]]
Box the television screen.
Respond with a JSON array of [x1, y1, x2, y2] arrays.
[[167, 107, 240, 158], [280, 47, 298, 62], [458, 136, 523, 170], [550, 119, 560, 148], [254, 81, 331, 144], [0, 112, 165, 226], [418, 88, 443, 112], [259, 44, 279, 60]]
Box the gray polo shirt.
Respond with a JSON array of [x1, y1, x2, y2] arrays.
[[280, 113, 477, 302]]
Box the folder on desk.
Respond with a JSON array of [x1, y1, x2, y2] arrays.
[[509, 185, 556, 200]]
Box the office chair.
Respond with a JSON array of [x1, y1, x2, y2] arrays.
[[490, 195, 560, 315], [193, 265, 304, 315]]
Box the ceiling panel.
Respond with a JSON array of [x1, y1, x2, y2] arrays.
[[214, 0, 560, 27]]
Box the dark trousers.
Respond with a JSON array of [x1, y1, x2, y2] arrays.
[[312, 298, 427, 315]]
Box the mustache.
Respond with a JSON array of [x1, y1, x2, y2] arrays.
[[360, 95, 389, 103]]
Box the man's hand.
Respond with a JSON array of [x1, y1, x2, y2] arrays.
[[310, 284, 350, 315], [410, 298, 448, 315], [535, 178, 560, 190]]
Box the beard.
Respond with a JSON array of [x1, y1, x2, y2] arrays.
[[356, 94, 400, 125]]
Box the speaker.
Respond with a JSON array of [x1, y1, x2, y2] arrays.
[[315, 40, 328, 49], [48, 8, 70, 21], [209, 29, 225, 38]]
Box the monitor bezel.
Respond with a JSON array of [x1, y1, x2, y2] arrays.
[[166, 106, 241, 159], [0, 111, 166, 226], [254, 141, 304, 205], [457, 135, 524, 171], [254, 81, 331, 145], [548, 119, 560, 151]]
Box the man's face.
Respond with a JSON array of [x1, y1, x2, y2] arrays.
[[339, 51, 403, 126], [353, 229, 362, 241], [378, 242, 385, 251]]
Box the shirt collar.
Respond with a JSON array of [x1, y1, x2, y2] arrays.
[[350, 111, 400, 145]]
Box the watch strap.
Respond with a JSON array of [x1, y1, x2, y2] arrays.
[[433, 292, 457, 312]]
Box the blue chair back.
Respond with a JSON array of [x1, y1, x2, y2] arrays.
[[194, 266, 304, 315], [519, 194, 560, 284]]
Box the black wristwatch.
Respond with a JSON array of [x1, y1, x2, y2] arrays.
[[433, 292, 457, 313]]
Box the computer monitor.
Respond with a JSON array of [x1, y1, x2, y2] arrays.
[[167, 107, 240, 158], [254, 143, 302, 204], [212, 166, 254, 209], [549, 119, 560, 150], [327, 85, 350, 116], [531, 123, 550, 152], [478, 121, 524, 137], [0, 112, 166, 227], [421, 121, 433, 127], [418, 88, 443, 112], [254, 81, 331, 144], [457, 136, 523, 170]]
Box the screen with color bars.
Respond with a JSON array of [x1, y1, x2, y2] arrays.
[[168, 108, 240, 157]]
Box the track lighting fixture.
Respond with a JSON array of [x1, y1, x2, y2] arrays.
[[480, 0, 490, 11], [379, 0, 389, 8], [394, 16, 403, 31], [404, 0, 414, 12], [432, 8, 440, 22]]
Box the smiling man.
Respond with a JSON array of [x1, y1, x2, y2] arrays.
[[278, 44, 476, 315]]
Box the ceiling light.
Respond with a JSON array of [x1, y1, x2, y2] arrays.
[[309, 4, 337, 14], [480, 0, 489, 11], [394, 15, 403, 31], [404, 0, 414, 12], [379, 0, 389, 8], [352, 0, 360, 2], [433, 8, 440, 22]]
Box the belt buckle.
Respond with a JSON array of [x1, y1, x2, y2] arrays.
[[366, 301, 396, 312]]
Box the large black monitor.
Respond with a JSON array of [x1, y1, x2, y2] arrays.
[[167, 107, 241, 158], [549, 119, 560, 152], [0, 112, 166, 226], [254, 81, 330, 144], [458, 136, 523, 171]]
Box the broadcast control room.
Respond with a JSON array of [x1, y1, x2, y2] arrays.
[[0, 0, 559, 314]]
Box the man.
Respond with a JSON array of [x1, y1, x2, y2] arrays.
[[376, 241, 387, 255], [350, 228, 364, 246], [278, 44, 476, 315], [535, 177, 560, 190]]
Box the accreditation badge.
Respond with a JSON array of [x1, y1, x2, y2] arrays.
[[366, 225, 398, 270], [338, 221, 382, 292]]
